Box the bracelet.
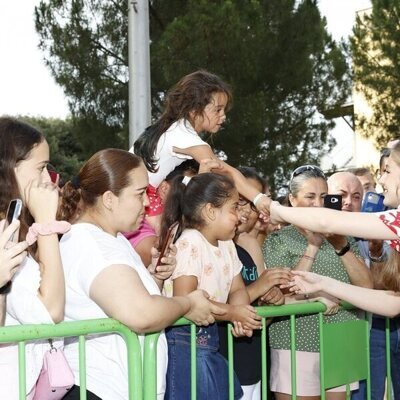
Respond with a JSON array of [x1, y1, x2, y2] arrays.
[[252, 193, 266, 207], [368, 250, 386, 263], [302, 254, 315, 261], [26, 221, 71, 245], [335, 241, 350, 256]]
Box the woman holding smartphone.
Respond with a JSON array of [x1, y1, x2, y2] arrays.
[[0, 116, 66, 399], [268, 142, 400, 319], [57, 148, 220, 400]]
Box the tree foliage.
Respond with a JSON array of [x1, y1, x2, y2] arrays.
[[20, 116, 85, 181], [35, 0, 350, 191], [351, 0, 400, 146]]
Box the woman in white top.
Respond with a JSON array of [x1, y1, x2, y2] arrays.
[[58, 148, 220, 400], [0, 116, 65, 399]]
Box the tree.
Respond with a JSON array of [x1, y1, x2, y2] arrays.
[[20, 116, 85, 181], [351, 0, 400, 147], [35, 0, 351, 192]]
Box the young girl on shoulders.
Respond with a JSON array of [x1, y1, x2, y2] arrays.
[[161, 172, 262, 400], [133, 70, 270, 233]]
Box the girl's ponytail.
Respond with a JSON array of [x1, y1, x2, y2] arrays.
[[159, 175, 187, 250], [58, 180, 82, 223]]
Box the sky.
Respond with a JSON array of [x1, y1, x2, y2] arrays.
[[0, 0, 372, 120]]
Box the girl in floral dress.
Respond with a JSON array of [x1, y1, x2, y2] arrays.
[[161, 173, 262, 400]]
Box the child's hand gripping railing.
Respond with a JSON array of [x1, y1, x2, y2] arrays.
[[143, 302, 371, 400]]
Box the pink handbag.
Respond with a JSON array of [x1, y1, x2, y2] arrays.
[[32, 340, 75, 400]]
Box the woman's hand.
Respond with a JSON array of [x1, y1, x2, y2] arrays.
[[184, 290, 226, 326], [311, 295, 340, 315], [148, 244, 177, 281], [198, 158, 224, 174], [283, 270, 326, 296], [298, 228, 324, 247], [24, 179, 59, 223], [0, 220, 28, 288]]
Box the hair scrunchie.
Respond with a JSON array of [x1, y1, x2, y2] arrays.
[[26, 221, 71, 246]]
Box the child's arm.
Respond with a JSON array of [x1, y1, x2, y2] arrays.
[[174, 275, 261, 334], [228, 273, 251, 305]]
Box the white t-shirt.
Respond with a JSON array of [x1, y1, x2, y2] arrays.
[[0, 256, 54, 399], [60, 223, 168, 400], [146, 119, 209, 187]]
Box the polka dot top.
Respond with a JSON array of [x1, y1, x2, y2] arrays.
[[263, 225, 359, 352]]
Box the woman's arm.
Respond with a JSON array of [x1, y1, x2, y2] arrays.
[[324, 235, 373, 288], [176, 145, 261, 202], [27, 180, 65, 323], [90, 266, 218, 332], [270, 202, 398, 240], [289, 271, 400, 318]]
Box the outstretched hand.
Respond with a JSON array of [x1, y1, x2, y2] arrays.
[[281, 270, 325, 296]]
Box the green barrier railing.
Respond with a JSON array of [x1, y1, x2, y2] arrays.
[[0, 318, 143, 400], [1, 304, 396, 399], [143, 302, 372, 400]]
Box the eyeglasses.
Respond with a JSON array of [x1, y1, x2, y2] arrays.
[[238, 197, 257, 212], [290, 165, 325, 181]]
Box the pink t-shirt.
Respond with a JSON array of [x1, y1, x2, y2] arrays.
[[123, 219, 156, 248], [164, 229, 242, 302], [379, 207, 400, 252]]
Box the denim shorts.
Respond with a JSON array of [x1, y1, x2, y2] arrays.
[[165, 324, 243, 400]]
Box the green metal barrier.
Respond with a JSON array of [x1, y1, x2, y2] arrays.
[[0, 318, 143, 400], [2, 305, 395, 399], [143, 302, 370, 400]]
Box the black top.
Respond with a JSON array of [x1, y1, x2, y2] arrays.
[[218, 243, 262, 385]]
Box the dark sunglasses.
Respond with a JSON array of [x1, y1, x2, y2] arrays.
[[290, 165, 325, 181]]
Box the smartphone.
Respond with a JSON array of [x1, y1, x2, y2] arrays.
[[4, 199, 22, 242], [156, 222, 180, 267], [49, 170, 59, 184], [323, 194, 342, 211], [361, 191, 386, 213]]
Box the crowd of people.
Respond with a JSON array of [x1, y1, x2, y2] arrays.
[[0, 69, 399, 400]]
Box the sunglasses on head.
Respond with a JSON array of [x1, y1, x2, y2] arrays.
[[290, 165, 325, 181]]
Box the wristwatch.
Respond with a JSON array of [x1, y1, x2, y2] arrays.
[[335, 242, 350, 256]]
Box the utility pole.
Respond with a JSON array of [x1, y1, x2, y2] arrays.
[[128, 0, 151, 150]]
